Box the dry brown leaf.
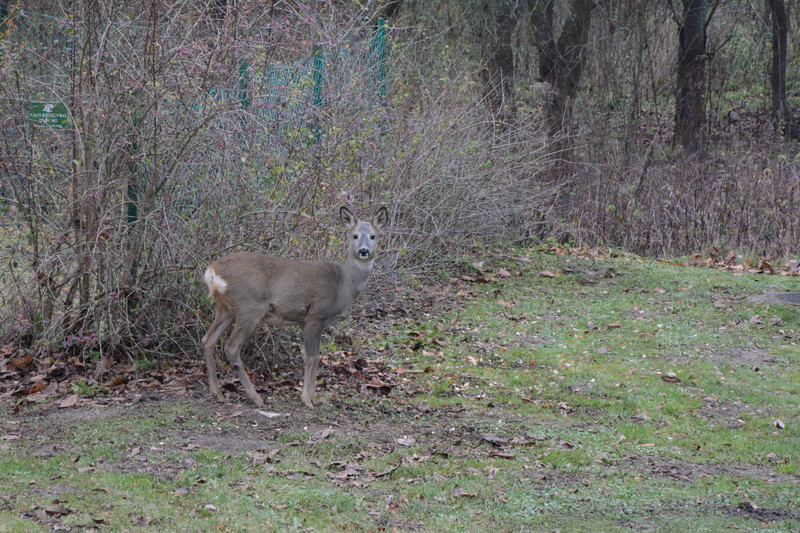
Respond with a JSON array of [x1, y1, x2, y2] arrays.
[[453, 486, 477, 498], [59, 394, 79, 408], [490, 451, 515, 459], [45, 504, 72, 517], [539, 270, 562, 278], [12, 354, 33, 369], [163, 376, 191, 393], [311, 427, 335, 441], [396, 436, 416, 447], [482, 434, 506, 446], [24, 381, 45, 395]]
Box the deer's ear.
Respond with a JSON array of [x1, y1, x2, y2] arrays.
[[374, 207, 388, 230], [340, 206, 357, 228]]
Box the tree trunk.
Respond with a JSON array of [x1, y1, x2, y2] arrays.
[[767, 0, 793, 139], [528, 0, 596, 139], [674, 0, 708, 153], [481, 1, 520, 127]]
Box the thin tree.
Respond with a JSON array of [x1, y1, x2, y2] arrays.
[[479, 0, 521, 127], [766, 0, 794, 139], [670, 0, 719, 154], [527, 0, 596, 142]]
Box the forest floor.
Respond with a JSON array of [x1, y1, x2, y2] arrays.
[[2, 246, 799, 532]]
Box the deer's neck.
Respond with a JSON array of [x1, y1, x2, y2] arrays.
[[340, 255, 374, 300]]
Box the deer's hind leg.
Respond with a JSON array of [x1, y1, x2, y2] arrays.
[[224, 310, 265, 407], [202, 302, 234, 402]]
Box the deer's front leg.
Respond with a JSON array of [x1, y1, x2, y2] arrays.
[[301, 322, 326, 408]]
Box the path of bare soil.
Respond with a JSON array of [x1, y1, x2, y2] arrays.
[[8, 386, 797, 491]]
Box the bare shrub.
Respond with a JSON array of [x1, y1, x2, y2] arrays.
[[0, 2, 556, 358], [563, 140, 800, 258]]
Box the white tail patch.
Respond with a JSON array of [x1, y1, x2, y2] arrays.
[[204, 267, 228, 296]]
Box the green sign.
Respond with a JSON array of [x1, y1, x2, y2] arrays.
[[29, 102, 70, 129]]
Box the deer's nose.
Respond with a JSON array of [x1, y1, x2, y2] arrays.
[[358, 248, 371, 257]]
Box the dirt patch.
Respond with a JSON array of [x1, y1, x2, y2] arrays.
[[718, 502, 800, 523], [699, 396, 775, 429], [628, 454, 798, 486], [703, 346, 779, 368], [5, 391, 468, 457], [749, 292, 800, 306]]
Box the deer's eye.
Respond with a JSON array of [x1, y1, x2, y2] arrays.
[[370, 235, 376, 240], [353, 234, 359, 240]]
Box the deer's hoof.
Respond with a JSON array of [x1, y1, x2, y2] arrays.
[[250, 396, 265, 408], [210, 390, 225, 402]]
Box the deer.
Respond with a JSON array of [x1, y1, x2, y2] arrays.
[[201, 206, 389, 408]]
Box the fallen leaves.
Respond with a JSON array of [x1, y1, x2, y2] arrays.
[[531, 243, 799, 277], [481, 434, 506, 447], [684, 248, 799, 276], [0, 350, 197, 407], [326, 461, 364, 481], [539, 270, 563, 278], [453, 485, 477, 498], [59, 394, 79, 408], [0, 341, 416, 408], [311, 427, 335, 441], [44, 503, 72, 517]]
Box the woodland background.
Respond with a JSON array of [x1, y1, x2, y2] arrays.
[[1, 0, 798, 358]]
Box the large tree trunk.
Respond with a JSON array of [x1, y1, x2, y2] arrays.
[[674, 0, 708, 153], [528, 0, 595, 140], [481, 1, 520, 127], [767, 0, 793, 139]]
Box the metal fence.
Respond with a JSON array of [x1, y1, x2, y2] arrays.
[[0, 8, 387, 147], [0, 8, 389, 327]]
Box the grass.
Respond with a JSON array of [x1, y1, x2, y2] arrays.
[[1, 246, 799, 531]]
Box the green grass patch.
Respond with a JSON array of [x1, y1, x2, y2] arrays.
[[2, 247, 799, 531]]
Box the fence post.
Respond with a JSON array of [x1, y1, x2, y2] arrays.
[[312, 44, 325, 107], [373, 17, 387, 99], [311, 44, 325, 141], [127, 113, 141, 225], [239, 59, 250, 110]]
